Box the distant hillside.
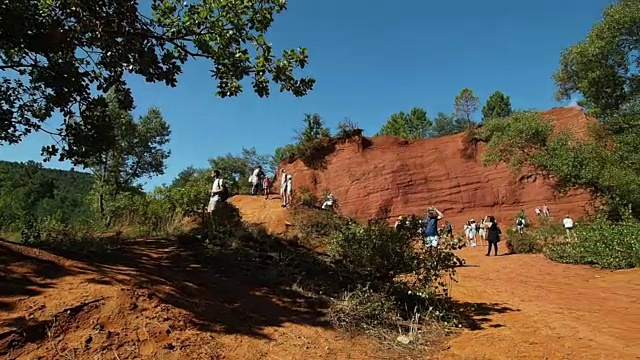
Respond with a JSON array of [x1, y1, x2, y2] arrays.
[[0, 160, 94, 228]]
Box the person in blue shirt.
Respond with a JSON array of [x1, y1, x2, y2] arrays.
[[423, 207, 444, 247]]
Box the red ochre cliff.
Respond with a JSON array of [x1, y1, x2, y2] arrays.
[[278, 107, 594, 230]]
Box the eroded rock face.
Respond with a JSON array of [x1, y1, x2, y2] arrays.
[[279, 107, 592, 230]]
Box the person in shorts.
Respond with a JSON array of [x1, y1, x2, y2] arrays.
[[423, 207, 444, 248], [563, 215, 575, 240]]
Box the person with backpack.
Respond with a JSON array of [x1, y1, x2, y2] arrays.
[[249, 166, 264, 196], [516, 217, 526, 234], [207, 170, 228, 212]]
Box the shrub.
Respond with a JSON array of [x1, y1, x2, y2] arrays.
[[544, 217, 640, 269], [328, 285, 398, 333], [298, 185, 318, 207], [506, 229, 542, 253], [330, 219, 419, 283], [20, 216, 122, 253], [506, 217, 565, 254]]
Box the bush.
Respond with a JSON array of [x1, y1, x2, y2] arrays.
[[506, 217, 566, 254], [544, 217, 640, 269], [20, 216, 122, 253], [298, 185, 318, 207], [328, 286, 398, 333], [293, 207, 350, 248], [506, 229, 542, 254], [330, 219, 419, 283]]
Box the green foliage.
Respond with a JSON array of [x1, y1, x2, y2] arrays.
[[506, 217, 565, 254], [553, 0, 640, 118], [0, 0, 314, 162], [0, 161, 93, 230], [296, 113, 331, 143], [20, 216, 122, 253], [73, 88, 171, 221], [506, 231, 542, 254], [208, 146, 273, 195], [272, 144, 299, 165], [298, 185, 318, 207], [330, 217, 465, 291], [483, 111, 640, 217], [454, 88, 480, 127], [482, 111, 553, 167], [376, 107, 432, 139], [482, 91, 512, 121], [272, 113, 332, 167], [544, 216, 640, 269], [431, 112, 465, 137]]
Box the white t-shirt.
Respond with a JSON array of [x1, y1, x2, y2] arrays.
[[211, 178, 225, 194], [280, 172, 287, 186], [563, 217, 574, 228]]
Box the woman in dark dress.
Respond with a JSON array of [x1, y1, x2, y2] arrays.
[[483, 215, 501, 256]]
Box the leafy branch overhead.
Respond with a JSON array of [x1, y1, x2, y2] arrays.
[[0, 0, 315, 161]]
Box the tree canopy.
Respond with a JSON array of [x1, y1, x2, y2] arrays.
[[553, 0, 640, 119], [0, 161, 93, 229], [375, 107, 432, 139], [482, 91, 512, 121], [0, 0, 314, 162], [454, 88, 479, 127]]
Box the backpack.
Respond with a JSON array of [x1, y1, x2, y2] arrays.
[[215, 179, 230, 201], [446, 223, 453, 232]]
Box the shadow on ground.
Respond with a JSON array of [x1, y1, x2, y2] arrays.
[[449, 300, 518, 331], [1, 205, 518, 341], [0, 242, 78, 312]]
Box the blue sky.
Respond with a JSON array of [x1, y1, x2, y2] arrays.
[[0, 0, 608, 189]]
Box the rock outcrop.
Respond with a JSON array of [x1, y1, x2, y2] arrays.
[[279, 107, 593, 230]]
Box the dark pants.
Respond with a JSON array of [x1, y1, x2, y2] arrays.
[[251, 183, 261, 195], [486, 241, 498, 255]]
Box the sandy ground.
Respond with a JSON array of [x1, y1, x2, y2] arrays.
[[2, 195, 639, 359]]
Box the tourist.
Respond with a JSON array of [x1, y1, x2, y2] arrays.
[[423, 207, 444, 248], [444, 221, 453, 238], [534, 207, 541, 217], [483, 215, 502, 256], [322, 193, 335, 210], [279, 169, 287, 199], [207, 170, 227, 213], [516, 216, 526, 234], [478, 218, 487, 246], [249, 166, 264, 196], [542, 204, 550, 217], [263, 175, 271, 200], [282, 174, 293, 207], [563, 215, 575, 240]]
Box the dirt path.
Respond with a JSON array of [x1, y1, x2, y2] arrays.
[[3, 195, 639, 359], [438, 247, 640, 360], [230, 195, 292, 235], [0, 238, 384, 359]]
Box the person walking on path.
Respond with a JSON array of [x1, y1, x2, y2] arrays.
[[563, 215, 575, 240], [263, 175, 271, 199], [483, 215, 502, 256], [250, 166, 264, 196], [423, 207, 444, 248]]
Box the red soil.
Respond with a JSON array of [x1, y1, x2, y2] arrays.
[[2, 195, 639, 359], [278, 107, 594, 230], [0, 236, 383, 359]]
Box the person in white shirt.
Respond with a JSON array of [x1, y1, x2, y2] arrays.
[[207, 170, 226, 212], [321, 193, 335, 210], [279, 169, 287, 199], [562, 215, 575, 240], [282, 174, 293, 207], [249, 166, 264, 196]]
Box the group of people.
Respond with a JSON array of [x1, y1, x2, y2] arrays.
[[396, 208, 503, 256], [248, 167, 295, 208], [206, 166, 295, 212]]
